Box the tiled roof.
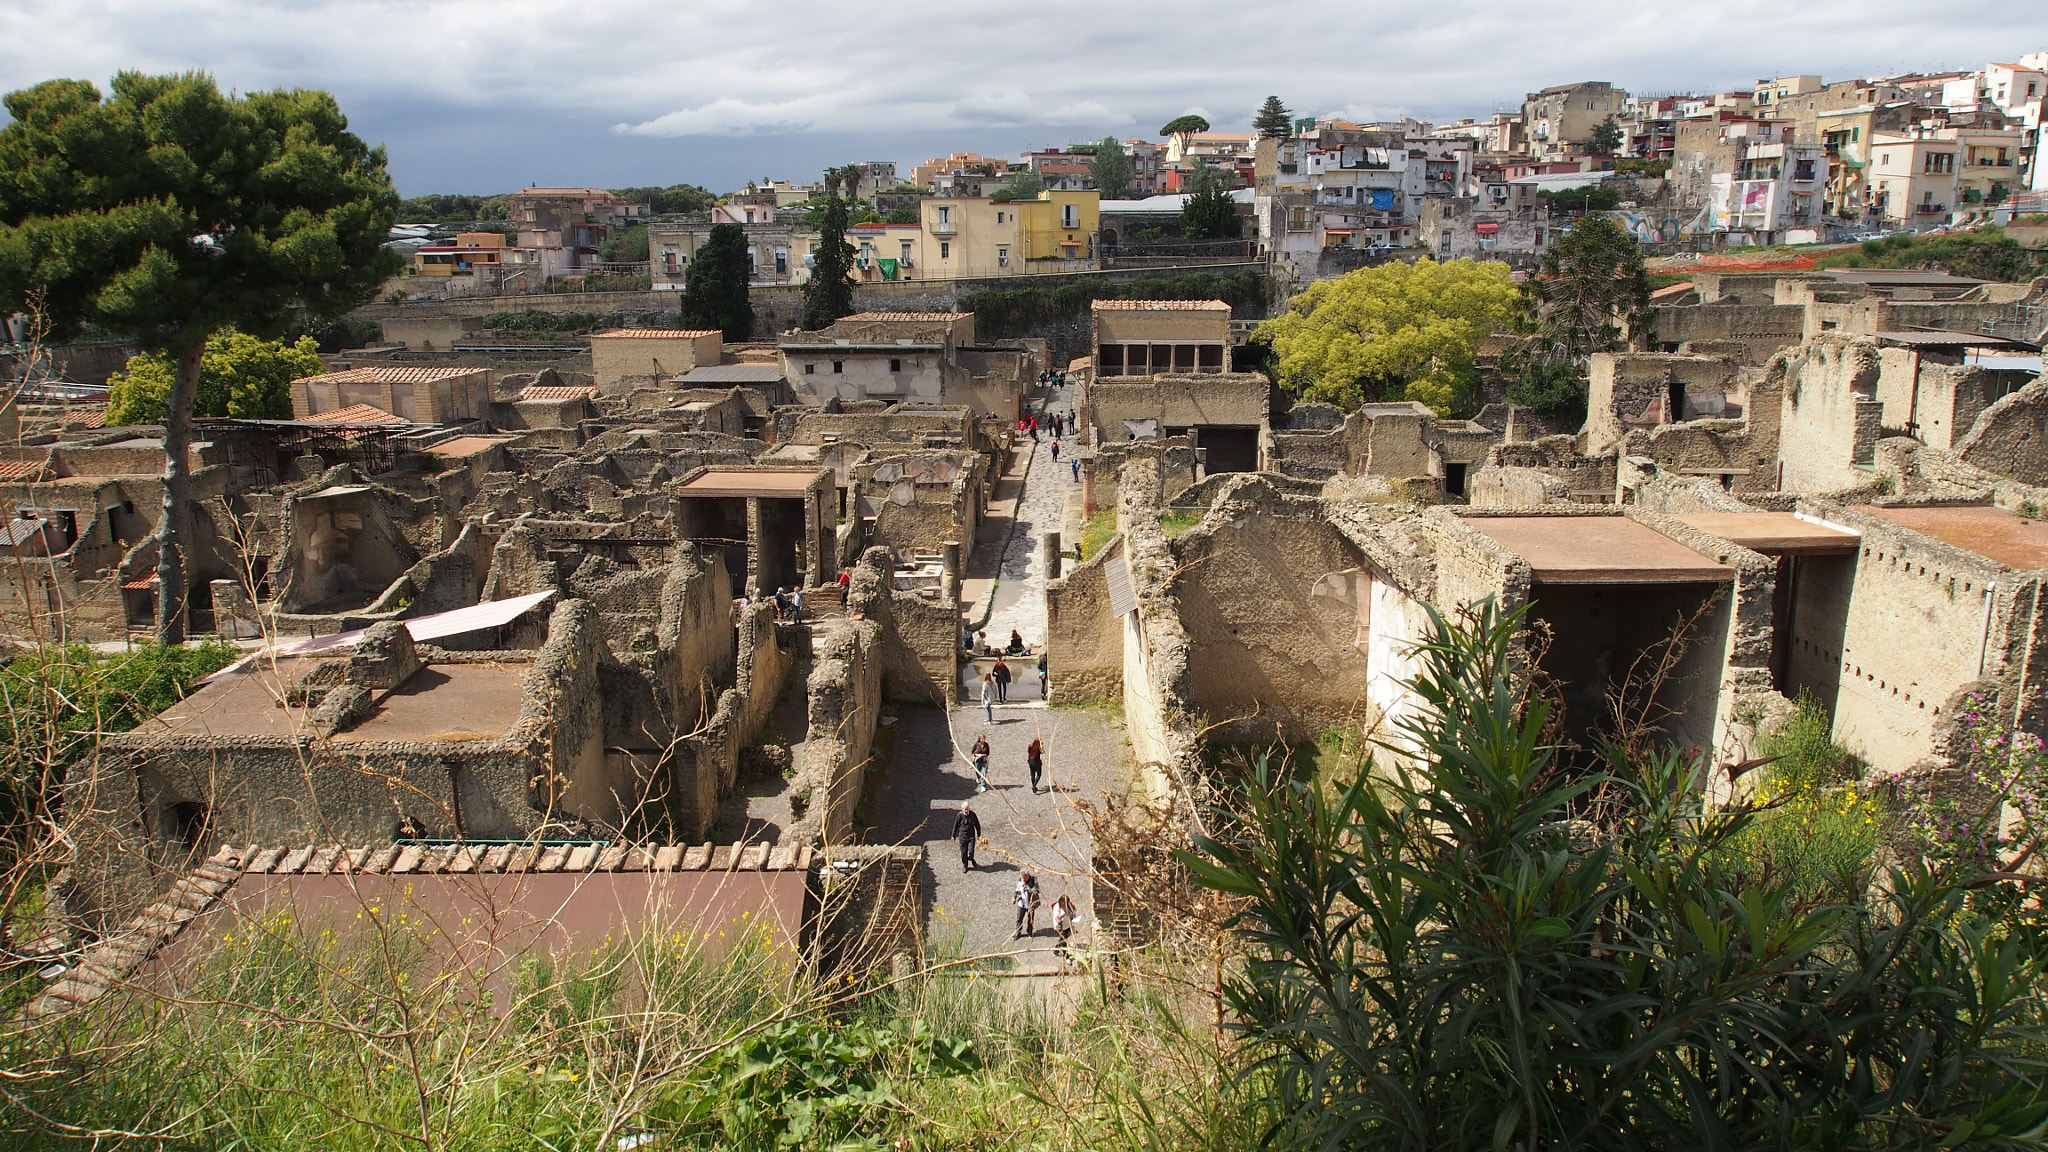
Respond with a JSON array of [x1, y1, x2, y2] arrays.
[[840, 312, 972, 322], [121, 575, 160, 590], [18, 838, 813, 1022], [592, 328, 721, 338], [519, 385, 598, 401], [296, 366, 483, 385], [0, 460, 44, 479], [303, 404, 408, 424], [73, 409, 106, 429], [1089, 299, 1230, 311], [236, 839, 815, 876]]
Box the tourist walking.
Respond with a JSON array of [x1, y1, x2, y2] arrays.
[[772, 587, 790, 621], [952, 803, 982, 871], [1027, 735, 1044, 793], [1014, 872, 1041, 938], [992, 657, 1012, 703], [1050, 438, 1059, 461], [980, 673, 996, 723], [1052, 893, 1078, 959], [971, 733, 991, 792], [790, 587, 805, 622], [1071, 458, 1080, 482]]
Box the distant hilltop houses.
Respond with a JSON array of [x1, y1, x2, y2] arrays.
[[369, 51, 2046, 300]]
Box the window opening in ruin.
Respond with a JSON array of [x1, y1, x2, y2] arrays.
[[1444, 462, 1468, 497], [1667, 377, 1686, 423], [168, 801, 209, 850]]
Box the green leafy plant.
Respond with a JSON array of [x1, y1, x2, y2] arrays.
[[1187, 601, 2048, 1150], [105, 328, 322, 425]]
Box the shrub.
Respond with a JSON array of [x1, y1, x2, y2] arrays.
[[1189, 601, 2048, 1149]]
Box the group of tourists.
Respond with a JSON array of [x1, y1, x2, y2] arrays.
[[949, 801, 1081, 958]]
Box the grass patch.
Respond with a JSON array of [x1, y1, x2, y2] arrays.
[[1078, 508, 1118, 560], [1158, 511, 1203, 538], [1720, 692, 1880, 903], [1, 914, 1257, 1149]]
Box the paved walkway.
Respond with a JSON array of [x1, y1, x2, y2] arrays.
[[965, 384, 1081, 650], [868, 702, 1124, 973]]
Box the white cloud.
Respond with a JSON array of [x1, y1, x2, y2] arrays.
[[0, 0, 2035, 188]]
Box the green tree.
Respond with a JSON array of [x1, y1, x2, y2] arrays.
[[680, 223, 751, 342], [0, 73, 400, 644], [1089, 137, 1134, 201], [883, 207, 921, 225], [799, 176, 857, 330], [1179, 164, 1241, 241], [599, 223, 648, 262], [1159, 114, 1211, 136], [990, 170, 1044, 203], [105, 329, 322, 425], [1508, 214, 1650, 421], [1589, 113, 1626, 156], [611, 183, 716, 215], [1254, 95, 1294, 139], [1256, 257, 1520, 414], [1537, 183, 1623, 215]]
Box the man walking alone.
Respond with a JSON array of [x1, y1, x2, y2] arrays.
[[952, 803, 982, 871]]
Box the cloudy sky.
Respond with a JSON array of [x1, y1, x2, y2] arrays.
[[0, 0, 2033, 197]]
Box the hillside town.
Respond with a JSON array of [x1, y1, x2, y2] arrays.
[[6, 38, 2048, 1148]]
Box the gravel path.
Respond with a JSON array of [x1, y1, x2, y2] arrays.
[[867, 701, 1125, 973]]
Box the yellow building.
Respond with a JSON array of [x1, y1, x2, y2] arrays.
[[919, 197, 1022, 278], [1017, 190, 1099, 261]]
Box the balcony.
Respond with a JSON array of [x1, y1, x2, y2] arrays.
[[1915, 203, 1948, 214], [928, 221, 957, 236]]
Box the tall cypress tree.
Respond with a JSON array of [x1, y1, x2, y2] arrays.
[[1180, 164, 1240, 240], [800, 192, 856, 330], [680, 222, 751, 341]]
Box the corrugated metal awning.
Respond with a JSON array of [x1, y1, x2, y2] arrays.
[[1104, 546, 1136, 618]]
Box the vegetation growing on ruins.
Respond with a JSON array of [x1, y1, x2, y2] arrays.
[[1504, 214, 1653, 424], [1257, 258, 1521, 415], [0, 641, 236, 929], [104, 329, 323, 426], [1816, 226, 2048, 282], [2, 916, 1256, 1149], [1190, 603, 2048, 1150]]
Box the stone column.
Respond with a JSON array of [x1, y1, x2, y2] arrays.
[[744, 497, 764, 598], [1043, 531, 1062, 582], [941, 540, 961, 607]]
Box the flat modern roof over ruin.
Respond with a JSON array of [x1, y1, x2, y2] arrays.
[[1862, 505, 2048, 571], [674, 364, 787, 384], [1871, 331, 2030, 348], [1672, 512, 1860, 555], [1467, 515, 1735, 584], [675, 469, 819, 497]]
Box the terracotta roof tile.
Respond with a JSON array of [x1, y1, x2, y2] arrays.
[[296, 366, 485, 386], [519, 385, 598, 401], [840, 312, 973, 322], [591, 328, 721, 338], [303, 404, 409, 424], [1089, 299, 1230, 311], [0, 460, 44, 479]]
